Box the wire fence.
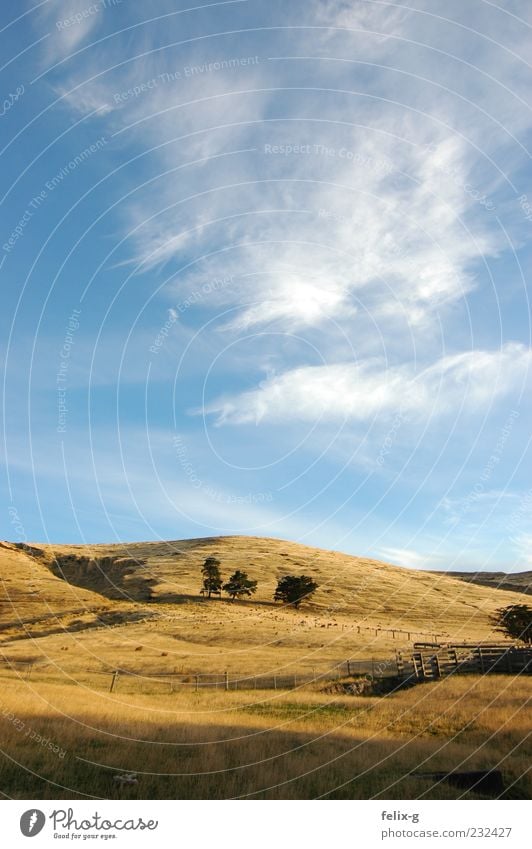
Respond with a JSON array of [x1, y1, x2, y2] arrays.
[[1, 642, 523, 696], [0, 658, 395, 693], [106, 663, 397, 693]]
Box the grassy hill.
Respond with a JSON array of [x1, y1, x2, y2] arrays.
[[1, 537, 530, 801], [436, 569, 532, 596], [0, 536, 528, 678]]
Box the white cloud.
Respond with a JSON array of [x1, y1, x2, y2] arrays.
[[511, 533, 532, 569], [35, 1, 520, 339], [22, 0, 532, 562], [377, 546, 433, 570], [311, 0, 412, 37], [198, 343, 532, 425], [36, 0, 104, 64], [441, 490, 518, 528], [222, 274, 356, 330]]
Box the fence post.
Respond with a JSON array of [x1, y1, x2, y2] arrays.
[[195, 675, 199, 692], [225, 671, 229, 691], [110, 670, 119, 693], [273, 675, 277, 690], [396, 651, 403, 677], [26, 664, 33, 681]]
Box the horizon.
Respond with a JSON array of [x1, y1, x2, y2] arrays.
[[2, 1, 532, 574], [4, 532, 531, 575]]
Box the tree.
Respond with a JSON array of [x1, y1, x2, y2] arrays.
[[491, 604, 532, 645], [201, 557, 222, 598], [274, 574, 318, 608], [223, 570, 258, 601]]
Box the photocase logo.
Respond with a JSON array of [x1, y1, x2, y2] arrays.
[[20, 809, 46, 837]]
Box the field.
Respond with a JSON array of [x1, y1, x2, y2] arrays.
[[1, 536, 528, 677], [0, 536, 530, 799], [0, 671, 529, 799]]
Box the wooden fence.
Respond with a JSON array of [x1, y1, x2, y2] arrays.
[[397, 644, 532, 682], [1, 643, 529, 694]]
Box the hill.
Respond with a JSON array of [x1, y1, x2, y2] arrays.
[[0, 536, 528, 677], [435, 570, 532, 596]]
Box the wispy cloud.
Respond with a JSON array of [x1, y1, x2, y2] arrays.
[[35, 0, 522, 339], [511, 533, 532, 569], [14, 0, 532, 558], [198, 343, 532, 425], [377, 545, 434, 570], [36, 0, 106, 63]]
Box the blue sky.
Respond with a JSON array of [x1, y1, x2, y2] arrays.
[[1, 0, 532, 571]]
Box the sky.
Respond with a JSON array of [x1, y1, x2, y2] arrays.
[[1, 0, 532, 571]]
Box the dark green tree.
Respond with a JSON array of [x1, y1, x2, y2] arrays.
[[201, 557, 222, 598], [491, 604, 532, 645], [274, 574, 318, 608], [223, 570, 258, 601]]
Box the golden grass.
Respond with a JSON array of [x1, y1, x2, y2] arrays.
[[0, 537, 526, 677], [1, 536, 529, 799], [0, 672, 529, 799]]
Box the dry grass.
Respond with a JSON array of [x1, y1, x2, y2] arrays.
[[0, 537, 526, 677], [0, 671, 529, 799], [1, 536, 529, 799]]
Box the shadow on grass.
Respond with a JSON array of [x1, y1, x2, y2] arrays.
[[0, 610, 157, 644], [0, 707, 527, 801], [153, 593, 279, 609]]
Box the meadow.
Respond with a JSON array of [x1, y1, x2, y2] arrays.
[[1, 536, 530, 799], [0, 671, 529, 799]]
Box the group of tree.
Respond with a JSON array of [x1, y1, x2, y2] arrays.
[[200, 558, 319, 607], [491, 604, 532, 645], [201, 557, 257, 601], [200, 560, 532, 635]]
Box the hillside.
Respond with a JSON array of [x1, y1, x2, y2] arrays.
[[436, 570, 532, 596], [0, 536, 528, 677]]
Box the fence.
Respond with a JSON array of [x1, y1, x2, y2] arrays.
[[397, 644, 532, 682], [345, 659, 399, 678], [1, 643, 528, 694], [109, 656, 408, 692], [0, 658, 395, 693], [109, 670, 328, 693]]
